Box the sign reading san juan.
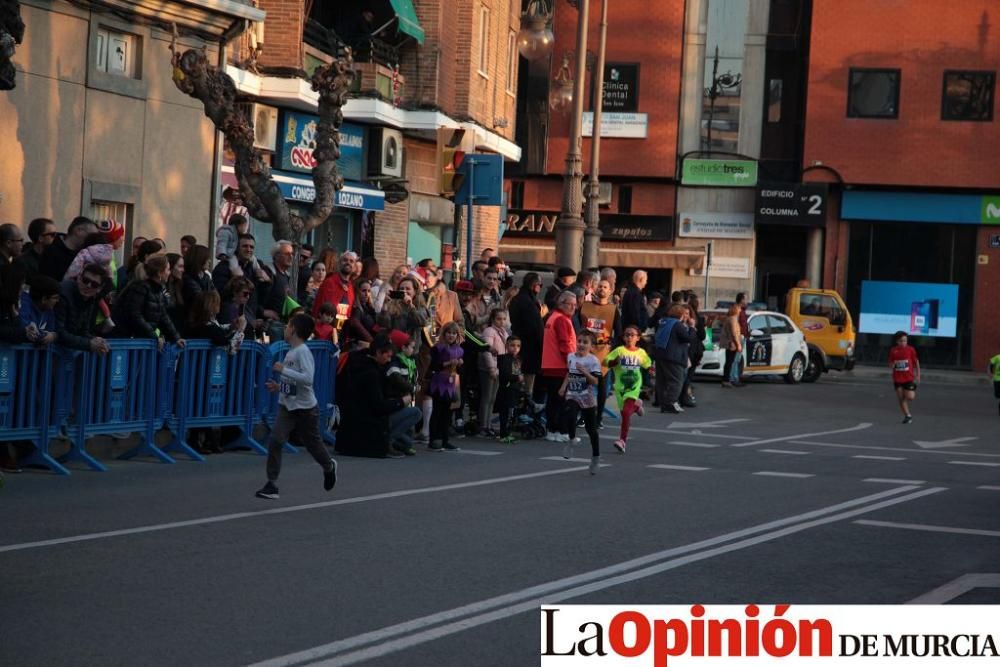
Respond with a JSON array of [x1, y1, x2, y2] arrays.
[[755, 183, 828, 225]]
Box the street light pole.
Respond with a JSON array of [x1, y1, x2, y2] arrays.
[[581, 0, 607, 270], [554, 0, 590, 272]]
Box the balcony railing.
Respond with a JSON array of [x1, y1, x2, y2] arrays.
[[304, 19, 400, 68]]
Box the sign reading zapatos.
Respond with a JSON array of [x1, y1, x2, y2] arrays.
[[541, 605, 1000, 665], [756, 183, 828, 226]]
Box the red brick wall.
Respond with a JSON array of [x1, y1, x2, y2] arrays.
[[804, 0, 1000, 189], [972, 227, 1000, 367], [406, 138, 438, 195], [544, 0, 683, 179], [257, 0, 304, 70], [374, 199, 409, 271]]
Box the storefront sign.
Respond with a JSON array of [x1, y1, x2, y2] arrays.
[[983, 196, 1000, 224], [279, 112, 364, 181], [504, 210, 672, 241], [843, 190, 1000, 225], [582, 112, 648, 138], [272, 171, 385, 211], [755, 183, 827, 226], [681, 159, 758, 187], [601, 63, 639, 112], [677, 212, 754, 239], [688, 256, 750, 279]]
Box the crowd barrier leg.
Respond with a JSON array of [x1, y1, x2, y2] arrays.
[[601, 372, 620, 422], [161, 434, 207, 461], [1, 345, 70, 475]]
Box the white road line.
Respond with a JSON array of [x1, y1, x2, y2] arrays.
[[978, 485, 1000, 491], [538, 456, 604, 465], [864, 478, 926, 485], [0, 466, 591, 555], [791, 440, 1000, 459], [647, 464, 709, 472], [853, 455, 906, 461], [948, 461, 1000, 467], [249, 486, 943, 667], [908, 574, 1000, 604], [753, 471, 815, 479], [628, 426, 754, 440], [856, 520, 1000, 539], [666, 441, 720, 449], [455, 449, 504, 456], [731, 422, 872, 448], [759, 449, 810, 456]]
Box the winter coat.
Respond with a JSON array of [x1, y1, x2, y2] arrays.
[[112, 279, 181, 341], [541, 310, 576, 376], [655, 317, 699, 366], [64, 244, 113, 281], [508, 288, 543, 375], [55, 280, 101, 350], [621, 284, 648, 331], [335, 351, 403, 458], [479, 325, 509, 372], [181, 272, 216, 307]]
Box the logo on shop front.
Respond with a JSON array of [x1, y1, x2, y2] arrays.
[[289, 119, 319, 170], [982, 196, 1000, 224]]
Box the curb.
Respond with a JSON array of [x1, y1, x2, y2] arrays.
[[834, 367, 991, 387]]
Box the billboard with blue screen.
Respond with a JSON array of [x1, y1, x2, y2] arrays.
[[859, 281, 959, 338]]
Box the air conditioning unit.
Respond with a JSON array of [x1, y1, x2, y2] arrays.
[[368, 127, 404, 178], [252, 103, 278, 151]]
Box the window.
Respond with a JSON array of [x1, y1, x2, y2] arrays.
[[941, 70, 995, 121], [767, 78, 783, 123], [478, 7, 490, 76], [506, 30, 517, 93], [847, 68, 900, 119], [765, 315, 795, 335], [95, 27, 140, 79], [799, 293, 846, 325], [90, 200, 132, 267], [510, 180, 525, 208], [748, 315, 771, 336], [618, 185, 632, 214]]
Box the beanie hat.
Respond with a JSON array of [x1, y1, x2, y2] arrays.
[[556, 266, 576, 280], [389, 329, 411, 349], [454, 280, 475, 293], [407, 269, 427, 287], [97, 218, 125, 243]]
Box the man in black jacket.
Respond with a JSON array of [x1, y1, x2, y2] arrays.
[[621, 270, 649, 332], [335, 336, 406, 458], [39, 216, 97, 281], [544, 267, 577, 312], [14, 218, 56, 280], [55, 264, 110, 353]]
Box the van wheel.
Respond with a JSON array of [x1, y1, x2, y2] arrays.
[[802, 351, 823, 383], [785, 354, 805, 384]]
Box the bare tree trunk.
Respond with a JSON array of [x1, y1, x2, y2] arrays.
[[0, 0, 25, 91]]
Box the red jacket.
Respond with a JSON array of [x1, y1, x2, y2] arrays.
[[541, 310, 577, 376], [313, 273, 355, 318]]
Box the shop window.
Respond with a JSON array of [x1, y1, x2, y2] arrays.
[[95, 27, 141, 79], [941, 70, 995, 122], [847, 68, 900, 119]]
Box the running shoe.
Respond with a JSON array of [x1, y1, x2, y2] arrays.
[[636, 399, 645, 417], [428, 442, 444, 452], [902, 415, 913, 424], [562, 442, 573, 460], [323, 460, 338, 491], [589, 456, 600, 475], [613, 439, 626, 454], [443, 443, 461, 451], [255, 482, 279, 500]]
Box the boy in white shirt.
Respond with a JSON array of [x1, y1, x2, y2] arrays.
[[559, 331, 603, 474]]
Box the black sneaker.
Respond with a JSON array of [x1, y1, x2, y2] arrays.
[[385, 449, 405, 459], [323, 460, 338, 491], [902, 415, 913, 424], [443, 443, 461, 451], [428, 442, 444, 452], [255, 482, 279, 500]]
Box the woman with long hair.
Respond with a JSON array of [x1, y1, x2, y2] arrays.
[[302, 260, 327, 311], [165, 252, 185, 333], [374, 263, 408, 313], [112, 255, 186, 349], [124, 239, 165, 288], [377, 276, 428, 346], [181, 244, 215, 306], [344, 278, 378, 350]]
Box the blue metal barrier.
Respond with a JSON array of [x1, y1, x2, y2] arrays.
[[0, 345, 61, 474], [75, 340, 161, 469], [163, 341, 266, 458], [261, 340, 338, 450]]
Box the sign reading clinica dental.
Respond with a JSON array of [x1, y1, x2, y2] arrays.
[[682, 159, 758, 187], [280, 112, 364, 182], [602, 63, 639, 112]]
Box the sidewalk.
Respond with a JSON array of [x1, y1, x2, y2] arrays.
[[837, 364, 991, 386]]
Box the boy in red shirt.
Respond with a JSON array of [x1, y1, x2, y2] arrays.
[[888, 331, 920, 424]]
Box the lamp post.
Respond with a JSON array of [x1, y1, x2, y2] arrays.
[[517, 0, 555, 61], [554, 0, 591, 272], [581, 0, 608, 270]]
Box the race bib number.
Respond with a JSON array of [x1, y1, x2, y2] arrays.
[[620, 369, 640, 393], [280, 381, 297, 397], [893, 360, 910, 372]]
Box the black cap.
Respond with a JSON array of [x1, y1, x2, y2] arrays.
[[556, 267, 576, 279]]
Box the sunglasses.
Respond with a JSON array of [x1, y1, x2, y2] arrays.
[[80, 276, 102, 288]]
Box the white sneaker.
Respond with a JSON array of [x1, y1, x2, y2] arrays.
[[562, 443, 572, 459], [671, 402, 684, 413], [545, 432, 557, 442], [558, 433, 571, 443], [572, 436, 581, 443]]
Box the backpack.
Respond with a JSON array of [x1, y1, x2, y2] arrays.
[[654, 318, 677, 350]]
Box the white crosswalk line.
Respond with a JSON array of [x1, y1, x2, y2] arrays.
[[753, 471, 815, 479], [864, 478, 926, 485], [647, 464, 709, 472]]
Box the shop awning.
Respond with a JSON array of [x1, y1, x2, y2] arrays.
[[389, 0, 425, 44], [221, 166, 385, 211], [498, 240, 705, 270]]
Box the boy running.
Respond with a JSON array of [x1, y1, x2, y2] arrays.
[[604, 326, 651, 453], [989, 353, 1000, 416], [888, 331, 920, 424], [559, 331, 602, 474], [256, 314, 338, 499]]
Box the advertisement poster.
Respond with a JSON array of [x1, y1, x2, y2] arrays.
[[279, 112, 364, 181], [859, 281, 959, 338]]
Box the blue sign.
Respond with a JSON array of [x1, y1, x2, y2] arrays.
[[209, 349, 227, 386], [273, 172, 385, 211], [455, 154, 504, 206], [842, 191, 998, 225], [279, 113, 364, 181], [109, 350, 128, 390], [0, 350, 13, 393], [860, 281, 959, 338]]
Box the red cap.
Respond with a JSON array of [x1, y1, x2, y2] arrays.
[[454, 280, 475, 293], [389, 329, 411, 349], [97, 218, 125, 243]]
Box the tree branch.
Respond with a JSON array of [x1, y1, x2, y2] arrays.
[[0, 0, 25, 91]]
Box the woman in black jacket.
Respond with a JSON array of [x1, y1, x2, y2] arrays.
[[334, 335, 405, 458], [112, 255, 186, 349], [0, 263, 28, 344], [507, 272, 544, 397], [181, 244, 216, 307], [682, 294, 707, 407]]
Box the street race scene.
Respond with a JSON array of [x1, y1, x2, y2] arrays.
[[1, 0, 999, 665]]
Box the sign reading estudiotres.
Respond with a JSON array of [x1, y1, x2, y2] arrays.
[[682, 159, 758, 187], [541, 605, 1000, 664]]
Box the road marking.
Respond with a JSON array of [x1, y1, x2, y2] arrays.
[[628, 426, 754, 440], [914, 437, 977, 449], [856, 520, 1000, 539], [455, 449, 504, 456], [647, 464, 709, 472], [864, 477, 926, 485], [978, 485, 1000, 491], [538, 456, 605, 465], [908, 574, 1000, 604], [759, 449, 810, 456], [0, 466, 592, 555], [853, 455, 906, 461], [249, 486, 943, 667], [667, 441, 720, 449], [791, 440, 1000, 459], [948, 461, 1000, 467], [667, 418, 750, 429], [753, 471, 815, 479], [731, 422, 872, 448]]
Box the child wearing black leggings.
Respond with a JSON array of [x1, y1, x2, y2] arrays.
[[559, 331, 602, 475]]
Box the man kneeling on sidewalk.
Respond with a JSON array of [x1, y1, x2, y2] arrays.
[[256, 314, 337, 500]]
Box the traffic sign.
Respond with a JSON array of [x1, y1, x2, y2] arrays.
[[755, 183, 827, 226], [455, 153, 504, 206]]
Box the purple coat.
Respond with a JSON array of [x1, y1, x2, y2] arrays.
[[429, 342, 464, 398]]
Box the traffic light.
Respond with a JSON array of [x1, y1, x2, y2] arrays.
[[437, 128, 472, 197]]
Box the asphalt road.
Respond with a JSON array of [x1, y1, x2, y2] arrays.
[[2, 370, 999, 666]]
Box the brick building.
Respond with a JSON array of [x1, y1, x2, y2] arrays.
[[802, 0, 1000, 367], [227, 0, 521, 275]]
